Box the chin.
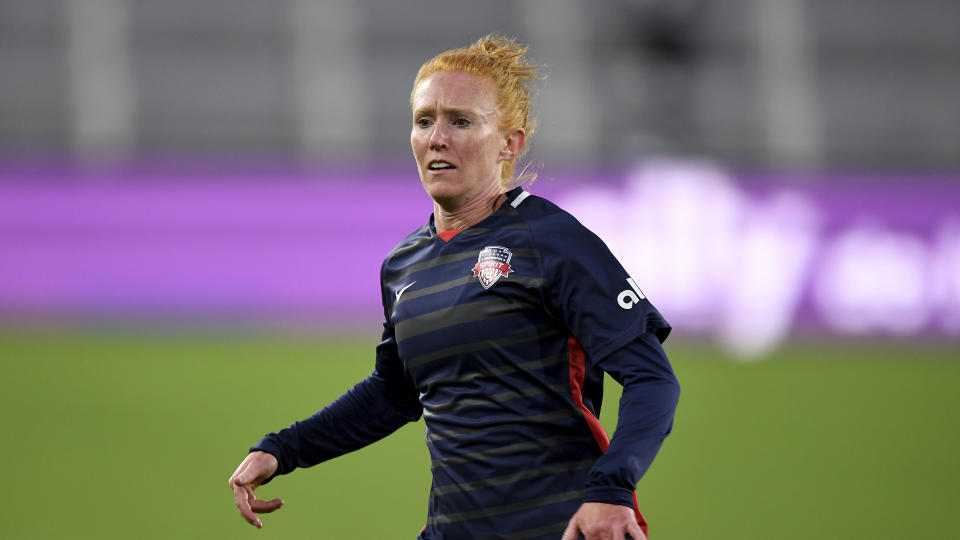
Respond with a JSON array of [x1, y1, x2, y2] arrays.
[[421, 176, 463, 204]]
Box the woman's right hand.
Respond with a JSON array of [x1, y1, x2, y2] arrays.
[[228, 451, 284, 528]]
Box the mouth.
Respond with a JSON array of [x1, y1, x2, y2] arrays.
[[427, 160, 457, 172]]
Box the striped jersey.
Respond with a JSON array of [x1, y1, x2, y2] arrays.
[[254, 187, 679, 539]]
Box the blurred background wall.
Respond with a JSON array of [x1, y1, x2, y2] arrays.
[[2, 0, 959, 168], [1, 0, 958, 357]]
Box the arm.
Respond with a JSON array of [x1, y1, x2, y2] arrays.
[[228, 322, 421, 528], [563, 332, 679, 540], [528, 207, 678, 538], [530, 207, 678, 494], [252, 322, 422, 476], [585, 330, 680, 506]]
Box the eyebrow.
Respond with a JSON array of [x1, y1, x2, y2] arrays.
[[412, 105, 494, 119]]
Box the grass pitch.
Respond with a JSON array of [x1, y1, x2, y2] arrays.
[[1, 331, 957, 539]]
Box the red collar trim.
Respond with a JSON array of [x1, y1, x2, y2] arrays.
[[437, 230, 461, 242]]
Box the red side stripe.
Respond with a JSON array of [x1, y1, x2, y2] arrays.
[[567, 335, 649, 538], [568, 336, 611, 452]]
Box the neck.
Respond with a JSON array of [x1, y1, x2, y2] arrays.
[[433, 181, 505, 232]]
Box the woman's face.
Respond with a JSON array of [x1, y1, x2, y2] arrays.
[[411, 71, 510, 208]]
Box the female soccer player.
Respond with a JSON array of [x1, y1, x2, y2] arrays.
[[229, 35, 680, 540]]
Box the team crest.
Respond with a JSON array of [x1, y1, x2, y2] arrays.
[[472, 246, 513, 289]]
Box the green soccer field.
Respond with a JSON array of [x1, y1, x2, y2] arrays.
[[1, 331, 957, 539]]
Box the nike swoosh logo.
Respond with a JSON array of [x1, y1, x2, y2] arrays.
[[396, 281, 416, 301]]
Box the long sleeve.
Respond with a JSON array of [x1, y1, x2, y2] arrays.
[[583, 331, 680, 506], [526, 198, 679, 505], [251, 322, 422, 478]]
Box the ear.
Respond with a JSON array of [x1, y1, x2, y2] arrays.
[[498, 127, 526, 162]]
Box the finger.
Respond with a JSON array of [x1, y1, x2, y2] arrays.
[[236, 452, 276, 486], [235, 473, 257, 488], [251, 498, 285, 514], [560, 519, 580, 540], [626, 522, 647, 540], [229, 460, 248, 486], [237, 485, 262, 528], [232, 484, 262, 528], [235, 462, 260, 487]]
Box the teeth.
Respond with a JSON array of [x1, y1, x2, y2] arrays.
[[429, 162, 453, 170]]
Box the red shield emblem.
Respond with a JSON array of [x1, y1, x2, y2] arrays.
[[472, 246, 513, 289]]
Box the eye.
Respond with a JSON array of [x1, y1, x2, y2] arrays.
[[415, 118, 432, 128], [452, 117, 472, 128]]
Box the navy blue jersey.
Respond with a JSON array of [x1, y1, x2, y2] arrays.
[[254, 187, 680, 539]]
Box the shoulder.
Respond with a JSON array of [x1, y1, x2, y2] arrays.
[[381, 222, 432, 275], [386, 222, 432, 259], [510, 188, 610, 257]]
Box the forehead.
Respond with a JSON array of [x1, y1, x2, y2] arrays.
[[412, 71, 498, 113]]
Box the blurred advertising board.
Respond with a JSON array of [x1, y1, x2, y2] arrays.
[[1, 160, 957, 356]]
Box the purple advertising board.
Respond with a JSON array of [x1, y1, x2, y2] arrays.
[[1, 160, 958, 355]]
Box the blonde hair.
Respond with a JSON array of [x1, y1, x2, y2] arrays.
[[411, 35, 546, 186]]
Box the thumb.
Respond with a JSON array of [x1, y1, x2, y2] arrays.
[[251, 498, 285, 514]]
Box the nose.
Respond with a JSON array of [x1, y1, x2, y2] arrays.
[[428, 121, 447, 150]]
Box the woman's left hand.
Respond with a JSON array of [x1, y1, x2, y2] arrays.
[[561, 502, 647, 540]]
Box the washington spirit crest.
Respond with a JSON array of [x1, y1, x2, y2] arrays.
[[472, 246, 513, 289]]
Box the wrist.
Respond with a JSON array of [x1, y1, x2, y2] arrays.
[[583, 485, 635, 508]]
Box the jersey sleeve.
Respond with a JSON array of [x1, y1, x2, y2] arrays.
[[250, 262, 423, 479], [531, 209, 670, 360], [584, 331, 680, 506], [530, 206, 679, 506]]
